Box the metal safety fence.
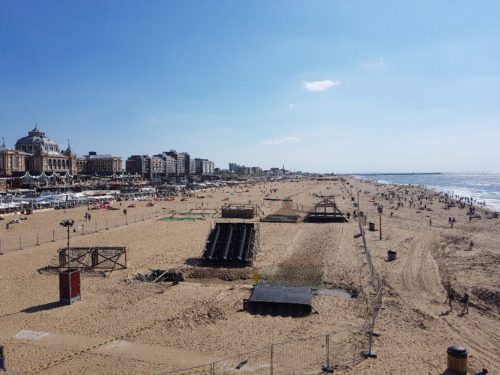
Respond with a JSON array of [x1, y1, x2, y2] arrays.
[[0, 207, 163, 253], [354, 196, 384, 359], [162, 332, 370, 375]]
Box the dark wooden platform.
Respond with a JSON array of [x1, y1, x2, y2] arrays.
[[244, 284, 312, 316]]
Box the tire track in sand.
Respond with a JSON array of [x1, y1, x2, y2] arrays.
[[397, 234, 499, 368]]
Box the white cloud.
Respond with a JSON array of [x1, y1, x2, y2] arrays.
[[363, 57, 385, 69], [288, 103, 296, 109], [262, 136, 301, 145], [303, 80, 340, 92]]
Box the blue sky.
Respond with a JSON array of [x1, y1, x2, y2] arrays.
[[1, 0, 499, 173]]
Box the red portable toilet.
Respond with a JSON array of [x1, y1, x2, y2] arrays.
[[59, 269, 81, 305]]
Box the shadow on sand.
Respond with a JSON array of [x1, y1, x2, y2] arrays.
[[22, 301, 64, 313]]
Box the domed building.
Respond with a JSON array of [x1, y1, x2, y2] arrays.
[[15, 126, 61, 154], [13, 126, 78, 175]]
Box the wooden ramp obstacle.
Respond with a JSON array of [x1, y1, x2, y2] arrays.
[[202, 222, 257, 266]]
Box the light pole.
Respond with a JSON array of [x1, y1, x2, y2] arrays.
[[377, 205, 383, 240], [60, 219, 74, 270]]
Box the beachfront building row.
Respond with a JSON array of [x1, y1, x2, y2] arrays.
[[228, 162, 288, 177], [125, 151, 215, 179], [0, 127, 122, 180], [228, 163, 264, 176]]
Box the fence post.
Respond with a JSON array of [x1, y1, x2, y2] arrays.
[[106, 219, 109, 230], [211, 362, 215, 375], [369, 308, 375, 352], [36, 233, 39, 246], [52, 229, 55, 242], [82, 224, 85, 235], [270, 344, 274, 375], [326, 334, 330, 368]]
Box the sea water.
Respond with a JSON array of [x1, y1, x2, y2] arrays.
[[353, 173, 500, 212]]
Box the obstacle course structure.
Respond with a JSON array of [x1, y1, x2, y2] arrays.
[[244, 284, 312, 316], [261, 214, 300, 223], [304, 197, 348, 223], [221, 204, 256, 219], [39, 247, 127, 276], [202, 222, 257, 266]]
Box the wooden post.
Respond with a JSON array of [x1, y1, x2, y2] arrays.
[[52, 229, 55, 242], [36, 233, 39, 246], [379, 212, 382, 241]]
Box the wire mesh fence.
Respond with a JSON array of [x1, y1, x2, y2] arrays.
[[355, 217, 383, 358], [272, 335, 328, 374], [0, 208, 162, 253], [162, 331, 373, 375], [213, 346, 272, 375]]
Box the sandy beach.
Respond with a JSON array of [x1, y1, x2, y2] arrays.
[[0, 178, 498, 374]]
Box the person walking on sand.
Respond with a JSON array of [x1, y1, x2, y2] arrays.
[[462, 292, 469, 314], [429, 218, 432, 226], [445, 287, 455, 311]]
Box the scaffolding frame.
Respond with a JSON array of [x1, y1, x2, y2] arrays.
[[38, 247, 127, 276]]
